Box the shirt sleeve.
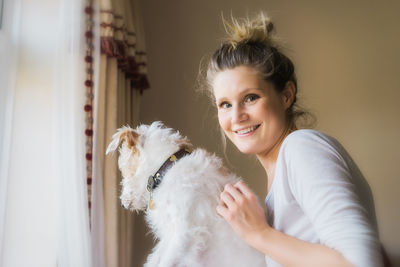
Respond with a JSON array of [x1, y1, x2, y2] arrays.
[[284, 131, 383, 267]]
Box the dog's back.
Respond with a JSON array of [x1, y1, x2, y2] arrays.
[[107, 122, 266, 267], [144, 148, 266, 267]]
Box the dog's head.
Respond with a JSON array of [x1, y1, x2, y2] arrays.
[[106, 121, 192, 211]]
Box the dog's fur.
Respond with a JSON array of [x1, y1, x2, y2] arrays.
[[106, 121, 266, 267]]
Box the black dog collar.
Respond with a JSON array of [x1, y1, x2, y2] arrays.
[[146, 147, 191, 193]]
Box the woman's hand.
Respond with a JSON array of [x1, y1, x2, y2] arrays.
[[216, 180, 271, 245], [217, 181, 355, 267]]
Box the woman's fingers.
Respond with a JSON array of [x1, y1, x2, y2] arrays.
[[217, 181, 270, 244], [216, 204, 228, 218], [220, 181, 255, 208], [223, 183, 244, 202], [234, 180, 254, 198], [220, 189, 235, 207]]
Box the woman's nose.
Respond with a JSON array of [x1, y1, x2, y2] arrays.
[[231, 105, 248, 124]]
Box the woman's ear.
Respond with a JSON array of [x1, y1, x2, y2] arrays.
[[281, 81, 296, 110]]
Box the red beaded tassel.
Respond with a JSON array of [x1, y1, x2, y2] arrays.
[[84, 0, 94, 228]]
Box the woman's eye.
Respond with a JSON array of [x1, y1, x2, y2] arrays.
[[245, 94, 260, 103], [219, 102, 231, 109]]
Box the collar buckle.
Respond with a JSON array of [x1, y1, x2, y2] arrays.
[[147, 173, 162, 192]]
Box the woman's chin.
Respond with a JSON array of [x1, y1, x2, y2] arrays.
[[236, 145, 260, 155], [228, 137, 264, 155]]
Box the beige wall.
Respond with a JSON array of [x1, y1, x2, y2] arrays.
[[135, 0, 400, 265]]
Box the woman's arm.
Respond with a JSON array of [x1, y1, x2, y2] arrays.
[[217, 181, 354, 267]]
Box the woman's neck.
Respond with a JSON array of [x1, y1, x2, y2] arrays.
[[257, 124, 296, 191]]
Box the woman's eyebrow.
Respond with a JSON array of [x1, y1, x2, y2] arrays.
[[215, 97, 228, 104], [243, 87, 263, 92], [237, 88, 264, 97]]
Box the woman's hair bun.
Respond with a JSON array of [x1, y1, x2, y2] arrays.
[[222, 12, 275, 48]]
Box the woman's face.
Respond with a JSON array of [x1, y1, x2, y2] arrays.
[[213, 65, 289, 156]]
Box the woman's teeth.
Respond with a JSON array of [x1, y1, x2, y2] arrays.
[[235, 125, 259, 134]]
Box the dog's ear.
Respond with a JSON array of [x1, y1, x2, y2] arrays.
[[106, 126, 139, 155]]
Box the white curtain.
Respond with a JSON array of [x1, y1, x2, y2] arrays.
[[0, 0, 147, 265], [0, 0, 92, 266], [91, 1, 107, 267], [53, 0, 93, 266], [0, 0, 21, 264]]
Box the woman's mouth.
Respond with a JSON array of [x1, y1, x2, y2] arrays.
[[234, 124, 260, 136]]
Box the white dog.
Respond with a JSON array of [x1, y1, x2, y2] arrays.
[[106, 121, 266, 267]]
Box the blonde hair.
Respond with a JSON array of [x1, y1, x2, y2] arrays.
[[199, 12, 315, 130], [221, 12, 278, 49]]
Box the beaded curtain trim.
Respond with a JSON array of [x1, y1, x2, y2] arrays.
[[84, 1, 94, 225], [83, 3, 151, 226]]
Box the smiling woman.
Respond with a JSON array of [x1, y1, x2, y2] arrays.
[[213, 66, 293, 156], [201, 12, 386, 267]]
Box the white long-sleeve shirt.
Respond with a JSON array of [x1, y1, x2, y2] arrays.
[[264, 129, 383, 267]]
